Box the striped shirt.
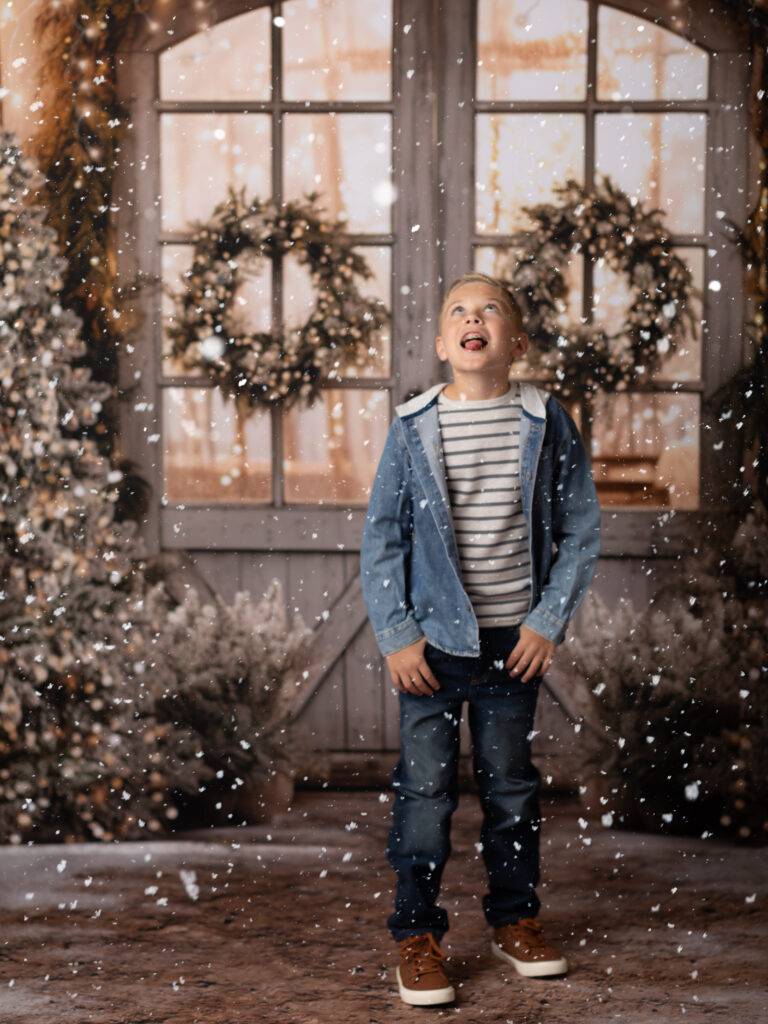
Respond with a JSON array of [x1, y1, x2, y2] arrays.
[[437, 385, 531, 629]]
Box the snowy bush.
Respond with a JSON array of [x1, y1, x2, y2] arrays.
[[146, 582, 313, 821], [568, 507, 768, 841]]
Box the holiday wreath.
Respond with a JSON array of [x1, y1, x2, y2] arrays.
[[501, 176, 696, 399], [168, 190, 388, 410]]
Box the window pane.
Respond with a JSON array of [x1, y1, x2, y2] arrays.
[[161, 243, 199, 376], [283, 388, 389, 504], [163, 246, 274, 377], [591, 392, 699, 509], [282, 0, 392, 101], [476, 114, 584, 233], [159, 8, 271, 101], [281, 247, 391, 380], [160, 114, 271, 232], [163, 388, 272, 503], [592, 247, 703, 383], [595, 114, 707, 235], [342, 247, 392, 378], [597, 7, 708, 102], [477, 0, 587, 101], [284, 114, 392, 232], [652, 247, 704, 383]]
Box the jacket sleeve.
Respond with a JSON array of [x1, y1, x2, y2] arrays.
[[360, 422, 425, 656], [523, 401, 601, 644]]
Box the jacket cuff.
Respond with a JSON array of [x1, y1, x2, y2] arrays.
[[375, 617, 424, 657], [522, 606, 567, 645]]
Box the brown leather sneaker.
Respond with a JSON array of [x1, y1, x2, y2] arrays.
[[396, 933, 456, 1006], [491, 918, 568, 977]]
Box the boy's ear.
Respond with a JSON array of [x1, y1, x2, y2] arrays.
[[436, 335, 448, 362], [514, 333, 530, 358]]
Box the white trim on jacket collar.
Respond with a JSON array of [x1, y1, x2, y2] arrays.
[[395, 381, 549, 420]]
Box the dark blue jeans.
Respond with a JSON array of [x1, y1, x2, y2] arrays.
[[387, 628, 541, 941]]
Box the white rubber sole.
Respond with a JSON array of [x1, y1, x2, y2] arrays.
[[396, 967, 456, 1006], [491, 941, 568, 978]]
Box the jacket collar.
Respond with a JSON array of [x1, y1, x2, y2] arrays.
[[396, 381, 549, 421]]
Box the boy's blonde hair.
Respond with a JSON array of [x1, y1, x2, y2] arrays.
[[439, 271, 524, 331]]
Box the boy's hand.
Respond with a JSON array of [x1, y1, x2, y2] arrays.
[[386, 638, 440, 695], [506, 625, 555, 682]]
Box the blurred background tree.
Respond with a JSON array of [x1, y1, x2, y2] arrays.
[[0, 130, 166, 842]]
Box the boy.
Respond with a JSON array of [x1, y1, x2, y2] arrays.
[[360, 272, 601, 1006]]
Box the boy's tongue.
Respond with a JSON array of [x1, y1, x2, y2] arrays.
[[463, 336, 486, 352]]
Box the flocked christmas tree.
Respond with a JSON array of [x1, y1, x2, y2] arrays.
[[0, 130, 165, 842]]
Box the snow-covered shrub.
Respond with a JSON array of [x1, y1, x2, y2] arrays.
[[568, 507, 768, 841], [146, 582, 313, 822]]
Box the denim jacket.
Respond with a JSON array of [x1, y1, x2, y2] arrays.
[[360, 382, 601, 657]]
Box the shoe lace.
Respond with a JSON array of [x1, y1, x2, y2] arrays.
[[513, 918, 548, 951], [401, 934, 447, 980]]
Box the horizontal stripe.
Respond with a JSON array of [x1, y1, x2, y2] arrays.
[[440, 411, 521, 424], [442, 439, 519, 454], [465, 587, 531, 603], [462, 563, 531, 580], [450, 503, 528, 516], [457, 540, 528, 555], [453, 516, 524, 528], [448, 483, 521, 494], [464, 582, 531, 596], [463, 572, 531, 588], [445, 461, 520, 474], [476, 613, 527, 627], [442, 454, 519, 468], [454, 528, 528, 539]]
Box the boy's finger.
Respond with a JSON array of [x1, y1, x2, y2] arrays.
[[406, 670, 437, 695], [505, 652, 518, 673], [396, 667, 436, 695], [520, 659, 539, 683], [418, 659, 441, 692], [505, 645, 525, 674]]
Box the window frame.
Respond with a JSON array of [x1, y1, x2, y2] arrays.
[[116, 0, 750, 558], [116, 0, 439, 554], [436, 0, 750, 556]]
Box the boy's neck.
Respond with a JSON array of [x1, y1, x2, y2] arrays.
[[443, 372, 511, 402]]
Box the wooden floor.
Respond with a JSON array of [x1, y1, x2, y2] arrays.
[[0, 790, 765, 1024]]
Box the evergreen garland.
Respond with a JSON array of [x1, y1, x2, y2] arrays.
[[169, 190, 388, 410], [33, 0, 151, 448]]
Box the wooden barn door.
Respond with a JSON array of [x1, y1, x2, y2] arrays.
[[117, 0, 740, 786]]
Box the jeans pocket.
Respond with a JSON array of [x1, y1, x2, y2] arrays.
[[423, 641, 449, 664]]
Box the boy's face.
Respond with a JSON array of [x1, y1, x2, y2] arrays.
[[435, 282, 529, 379]]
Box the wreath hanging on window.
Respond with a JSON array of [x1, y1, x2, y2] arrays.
[[500, 176, 697, 399], [168, 190, 388, 411]]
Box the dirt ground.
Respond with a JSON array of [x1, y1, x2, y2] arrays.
[[0, 789, 765, 1024]]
